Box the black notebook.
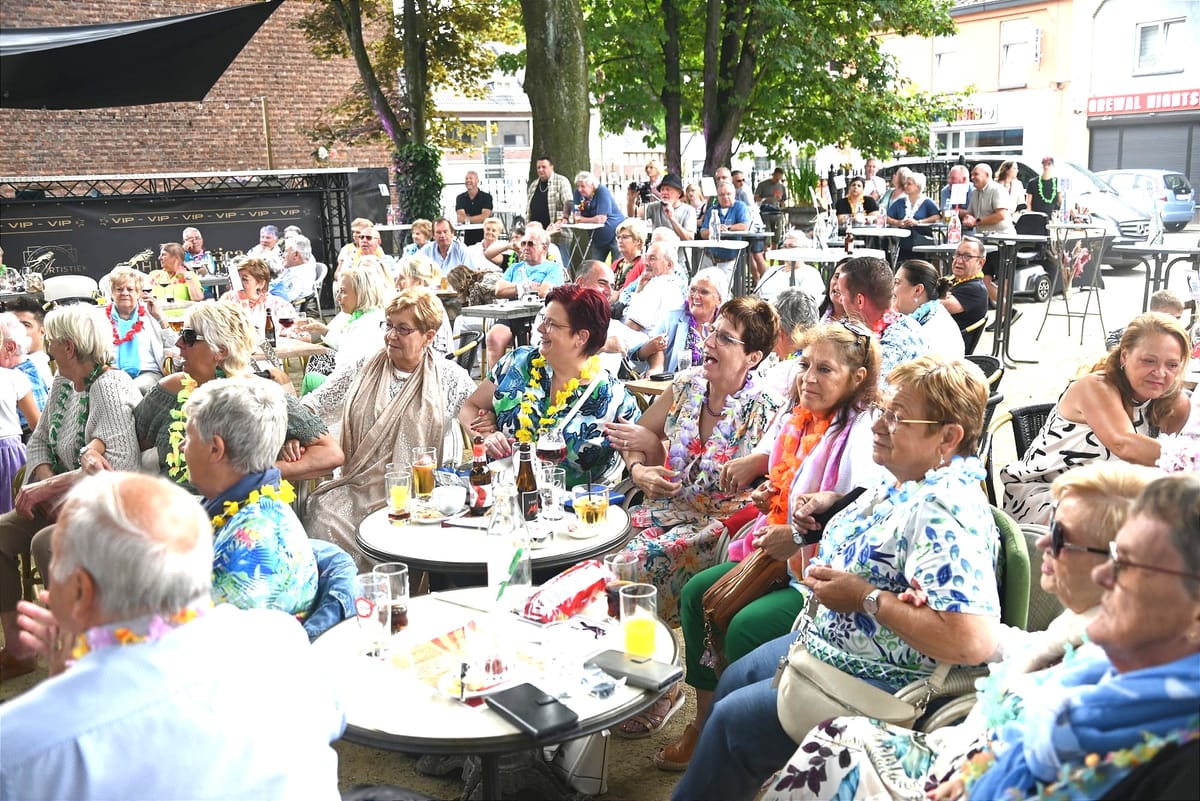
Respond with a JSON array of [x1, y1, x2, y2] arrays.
[[485, 683, 580, 739]]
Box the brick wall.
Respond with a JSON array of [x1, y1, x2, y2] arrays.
[[0, 0, 393, 177]]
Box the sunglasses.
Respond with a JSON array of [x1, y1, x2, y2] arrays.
[[838, 318, 873, 351], [177, 328, 205, 347], [1106, 540, 1200, 584], [1049, 512, 1107, 559]]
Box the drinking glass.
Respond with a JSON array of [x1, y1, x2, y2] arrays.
[[535, 427, 567, 465], [538, 466, 566, 523], [373, 562, 410, 634], [619, 583, 658, 660], [385, 470, 411, 524], [411, 447, 437, 506], [353, 573, 391, 659], [604, 552, 639, 619], [572, 484, 610, 533]]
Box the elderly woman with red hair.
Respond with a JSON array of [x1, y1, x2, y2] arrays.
[[461, 283, 642, 488]]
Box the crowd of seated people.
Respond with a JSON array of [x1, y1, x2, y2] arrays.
[[1, 197, 1198, 801]]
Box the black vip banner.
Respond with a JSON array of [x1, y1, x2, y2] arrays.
[[0, 194, 325, 281]]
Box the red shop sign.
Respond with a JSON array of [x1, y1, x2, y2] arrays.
[[1087, 89, 1200, 116]]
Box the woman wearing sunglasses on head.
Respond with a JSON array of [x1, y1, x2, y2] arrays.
[[759, 461, 1162, 801], [131, 302, 342, 495], [304, 289, 475, 569]]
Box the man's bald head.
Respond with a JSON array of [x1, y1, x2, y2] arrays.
[[51, 473, 213, 623]]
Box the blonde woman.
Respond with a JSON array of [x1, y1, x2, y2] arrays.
[[403, 218, 433, 258], [395, 255, 451, 354], [295, 259, 394, 393]]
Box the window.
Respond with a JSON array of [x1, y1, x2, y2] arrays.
[[933, 36, 958, 92], [1135, 19, 1185, 74], [999, 19, 1032, 89], [496, 119, 530, 147]]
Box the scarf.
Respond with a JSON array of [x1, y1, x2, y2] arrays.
[[910, 299, 940, 326], [766, 407, 833, 526], [968, 649, 1200, 801], [112, 308, 142, 377]]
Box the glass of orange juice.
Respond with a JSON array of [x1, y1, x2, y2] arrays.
[[385, 470, 411, 524], [619, 583, 657, 660]]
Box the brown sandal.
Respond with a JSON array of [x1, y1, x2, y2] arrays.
[[655, 722, 700, 771], [614, 682, 684, 739]]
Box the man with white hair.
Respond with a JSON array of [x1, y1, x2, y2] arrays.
[[621, 241, 686, 334], [277, 234, 318, 303], [573, 171, 626, 262], [181, 227, 215, 276], [0, 472, 344, 800], [247, 225, 283, 275], [0, 312, 47, 436]]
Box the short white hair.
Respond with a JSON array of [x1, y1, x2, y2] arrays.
[[574, 171, 599, 189], [285, 234, 313, 261], [649, 226, 680, 247], [185, 377, 288, 474], [0, 312, 31, 356], [45, 304, 113, 366], [51, 472, 213, 620], [692, 268, 728, 302]]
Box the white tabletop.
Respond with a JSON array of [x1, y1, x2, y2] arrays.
[[848, 227, 912, 239], [375, 224, 413, 232], [677, 239, 749, 250], [563, 223, 604, 231], [313, 587, 678, 752], [456, 223, 485, 230], [357, 505, 631, 574], [911, 243, 998, 255], [975, 232, 1049, 243], [1111, 243, 1200, 256], [765, 247, 885, 262], [456, 300, 543, 321]]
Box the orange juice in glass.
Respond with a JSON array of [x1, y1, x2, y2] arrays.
[[619, 583, 657, 660]]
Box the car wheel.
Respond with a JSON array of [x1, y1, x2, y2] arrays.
[[1033, 274, 1051, 303], [1164, 221, 1188, 232]]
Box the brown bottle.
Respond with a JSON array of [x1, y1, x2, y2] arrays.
[[264, 308, 277, 347], [515, 441, 540, 522], [844, 231, 855, 254], [468, 436, 493, 516]]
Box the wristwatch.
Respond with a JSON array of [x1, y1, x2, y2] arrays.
[[862, 589, 883, 617], [791, 527, 804, 546]]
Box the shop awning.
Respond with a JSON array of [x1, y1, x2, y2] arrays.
[[0, 1, 282, 109]]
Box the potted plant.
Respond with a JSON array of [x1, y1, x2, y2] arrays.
[[782, 159, 821, 231]]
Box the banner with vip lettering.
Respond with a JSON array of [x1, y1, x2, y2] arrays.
[[0, 194, 325, 281]]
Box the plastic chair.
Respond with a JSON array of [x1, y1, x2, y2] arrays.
[[1020, 524, 1064, 634], [310, 262, 329, 320], [965, 354, 1004, 394], [961, 315, 987, 355]]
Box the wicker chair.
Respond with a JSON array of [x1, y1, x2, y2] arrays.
[[980, 402, 1055, 506], [964, 354, 1004, 394]]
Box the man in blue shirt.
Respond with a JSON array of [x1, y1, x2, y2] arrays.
[[573, 171, 626, 262], [837, 256, 930, 388], [419, 217, 472, 276], [486, 227, 568, 366], [0, 472, 344, 800], [698, 180, 751, 270]]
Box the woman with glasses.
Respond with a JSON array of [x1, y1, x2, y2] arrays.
[[611, 218, 648, 298], [761, 461, 1160, 801], [102, 265, 178, 394], [132, 301, 342, 494], [462, 283, 640, 488], [1002, 312, 1191, 526], [306, 289, 474, 568], [883, 172, 940, 260], [671, 355, 1001, 801], [293, 259, 394, 394], [630, 267, 726, 376], [940, 237, 990, 354], [653, 321, 886, 767], [0, 305, 142, 683]]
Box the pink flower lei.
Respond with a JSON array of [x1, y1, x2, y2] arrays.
[[667, 370, 755, 506]]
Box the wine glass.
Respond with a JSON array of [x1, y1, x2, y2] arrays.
[[535, 427, 567, 465]]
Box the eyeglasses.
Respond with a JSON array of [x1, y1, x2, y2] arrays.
[[952, 253, 982, 262], [1106, 540, 1200, 584], [1049, 513, 1108, 559], [706, 326, 745, 347], [380, 321, 419, 336], [733, 179, 744, 184], [871, 402, 947, 434], [518, 240, 536, 248], [538, 318, 572, 333], [615, 234, 636, 241], [177, 329, 206, 347]]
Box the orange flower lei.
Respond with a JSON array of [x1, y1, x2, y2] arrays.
[[766, 406, 833, 525]]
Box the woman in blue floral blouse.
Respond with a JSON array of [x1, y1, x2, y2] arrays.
[[461, 284, 641, 489]]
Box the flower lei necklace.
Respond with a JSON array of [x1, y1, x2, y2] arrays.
[[1036, 176, 1059, 205], [667, 371, 754, 505], [873, 308, 903, 338], [910, 299, 941, 326], [110, 304, 146, 345], [70, 601, 211, 663], [766, 406, 833, 525], [514, 354, 601, 443], [950, 272, 983, 287], [165, 369, 226, 484], [47, 362, 107, 473], [210, 478, 297, 530]]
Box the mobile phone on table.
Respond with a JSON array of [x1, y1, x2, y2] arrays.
[[485, 683, 579, 739], [649, 372, 675, 382], [585, 649, 683, 690], [801, 486, 867, 546]]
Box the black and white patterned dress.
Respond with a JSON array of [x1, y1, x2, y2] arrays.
[[1000, 387, 1156, 525]]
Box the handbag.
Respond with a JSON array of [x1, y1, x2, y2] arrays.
[[773, 595, 950, 743], [700, 547, 789, 671]]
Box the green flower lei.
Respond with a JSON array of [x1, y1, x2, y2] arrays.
[[47, 362, 106, 473], [165, 368, 225, 485]]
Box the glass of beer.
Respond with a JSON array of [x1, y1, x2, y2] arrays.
[[619, 583, 657, 660], [385, 470, 411, 524], [373, 562, 410, 634], [604, 552, 639, 619], [411, 447, 437, 507], [572, 484, 609, 533]]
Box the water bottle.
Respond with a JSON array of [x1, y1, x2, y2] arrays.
[[709, 208, 721, 242], [486, 483, 532, 611], [876, 207, 887, 228], [515, 264, 530, 298]]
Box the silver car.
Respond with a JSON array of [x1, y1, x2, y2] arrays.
[[1096, 169, 1196, 232]]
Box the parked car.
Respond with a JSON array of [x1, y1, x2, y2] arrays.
[[879, 156, 1152, 267], [1095, 169, 1195, 232]]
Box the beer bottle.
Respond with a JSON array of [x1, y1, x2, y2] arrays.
[[514, 441, 539, 522], [264, 308, 277, 347], [844, 231, 855, 254], [468, 436, 493, 517]]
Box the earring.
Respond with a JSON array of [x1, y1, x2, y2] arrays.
[[938, 452, 946, 468]]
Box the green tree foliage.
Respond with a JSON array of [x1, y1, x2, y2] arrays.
[[586, 0, 965, 172]]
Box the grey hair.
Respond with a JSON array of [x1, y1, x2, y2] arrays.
[[0, 312, 31, 356], [50, 472, 213, 620], [647, 240, 678, 270], [909, 172, 928, 193], [185, 301, 255, 374], [45, 304, 113, 366], [1132, 474, 1200, 594], [106, 265, 146, 294], [691, 267, 728, 303], [181, 226, 201, 239], [185, 377, 288, 474], [260, 225, 280, 237], [781, 229, 809, 248], [774, 288, 819, 340], [340, 260, 397, 311], [574, 171, 599, 189], [285, 234, 313, 261], [649, 226, 680, 247]]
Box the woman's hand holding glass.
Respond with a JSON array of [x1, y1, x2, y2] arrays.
[[483, 431, 514, 460]]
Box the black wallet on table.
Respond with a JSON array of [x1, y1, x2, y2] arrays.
[[485, 683, 580, 739]]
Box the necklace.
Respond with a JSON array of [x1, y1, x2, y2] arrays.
[[703, 389, 725, 417], [47, 362, 106, 473], [537, 181, 548, 194], [71, 601, 211, 664], [513, 354, 600, 444], [669, 371, 757, 506], [110, 304, 147, 345], [165, 369, 226, 484], [949, 272, 983, 287], [210, 478, 297, 530], [1036, 176, 1058, 205], [766, 407, 834, 526]]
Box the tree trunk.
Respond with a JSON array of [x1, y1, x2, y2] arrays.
[[333, 0, 408, 149], [703, 1, 760, 173], [402, 0, 428, 146], [701, 0, 721, 171], [661, 0, 683, 175], [520, 0, 590, 182]]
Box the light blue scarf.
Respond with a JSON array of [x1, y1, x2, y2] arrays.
[[112, 308, 141, 377]]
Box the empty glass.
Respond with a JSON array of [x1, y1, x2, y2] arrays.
[[353, 573, 391, 659]]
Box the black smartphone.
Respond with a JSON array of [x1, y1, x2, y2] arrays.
[[649, 372, 675, 382], [585, 649, 683, 690], [801, 486, 867, 545], [485, 682, 579, 739]]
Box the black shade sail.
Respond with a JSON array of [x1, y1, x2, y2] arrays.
[[0, 1, 282, 109]]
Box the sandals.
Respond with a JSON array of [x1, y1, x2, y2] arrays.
[[0, 648, 37, 683], [655, 722, 700, 771], [614, 681, 685, 739]]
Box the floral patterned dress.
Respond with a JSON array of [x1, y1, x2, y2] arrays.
[[621, 367, 779, 625]]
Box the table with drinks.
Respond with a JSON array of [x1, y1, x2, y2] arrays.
[[676, 238, 748, 280], [764, 246, 886, 284], [848, 225, 911, 269], [456, 299, 544, 378], [719, 230, 775, 297]]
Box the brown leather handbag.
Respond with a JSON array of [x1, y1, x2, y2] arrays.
[[700, 548, 789, 670]]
